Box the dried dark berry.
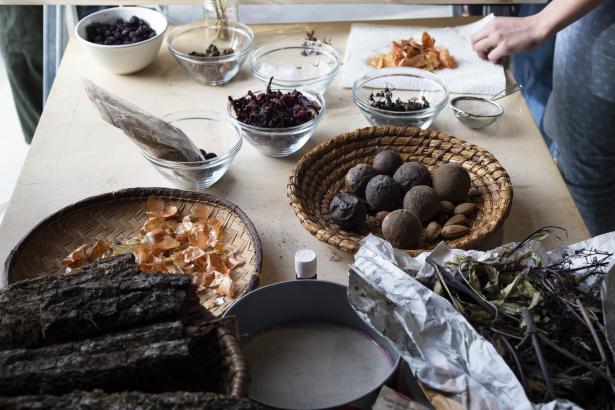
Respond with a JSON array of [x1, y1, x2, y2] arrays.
[[368, 87, 430, 112], [204, 152, 217, 160], [189, 44, 235, 58], [228, 78, 321, 128], [85, 16, 156, 46]]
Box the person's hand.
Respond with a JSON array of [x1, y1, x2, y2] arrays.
[[471, 16, 547, 63]]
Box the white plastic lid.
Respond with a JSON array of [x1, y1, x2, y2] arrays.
[[295, 249, 317, 279]]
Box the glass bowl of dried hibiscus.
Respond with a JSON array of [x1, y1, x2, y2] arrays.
[[227, 79, 325, 157], [352, 67, 448, 129], [143, 110, 242, 189]]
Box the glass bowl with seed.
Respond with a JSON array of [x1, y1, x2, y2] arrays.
[[250, 40, 340, 95], [143, 110, 242, 189], [227, 86, 326, 157], [167, 21, 254, 86], [352, 67, 449, 129]]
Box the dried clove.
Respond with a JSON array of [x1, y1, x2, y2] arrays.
[[368, 87, 430, 112]]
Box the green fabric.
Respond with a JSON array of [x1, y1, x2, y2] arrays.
[[0, 6, 43, 144]]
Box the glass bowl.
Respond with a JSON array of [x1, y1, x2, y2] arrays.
[[450, 96, 504, 129], [167, 21, 254, 86], [250, 40, 340, 95], [352, 67, 449, 129], [143, 110, 242, 189], [227, 88, 325, 157]]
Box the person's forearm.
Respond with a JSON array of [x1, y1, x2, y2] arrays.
[[536, 0, 605, 40]]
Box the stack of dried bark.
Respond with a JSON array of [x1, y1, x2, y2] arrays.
[[0, 254, 260, 410]]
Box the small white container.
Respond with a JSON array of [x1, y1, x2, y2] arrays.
[[75, 7, 168, 75]]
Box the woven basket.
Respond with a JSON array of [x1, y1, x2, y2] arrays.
[[216, 325, 250, 397], [288, 126, 513, 255], [4, 187, 262, 316]]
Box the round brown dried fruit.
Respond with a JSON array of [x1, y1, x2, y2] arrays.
[[432, 163, 471, 203], [441, 224, 469, 239], [373, 150, 402, 176], [345, 163, 378, 196], [393, 162, 432, 192], [403, 185, 440, 223], [365, 175, 402, 211], [329, 192, 367, 229], [382, 209, 422, 248]]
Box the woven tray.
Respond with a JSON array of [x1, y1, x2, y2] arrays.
[[4, 187, 262, 316], [288, 126, 513, 255]]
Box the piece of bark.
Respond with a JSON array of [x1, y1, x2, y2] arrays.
[[0, 254, 205, 349], [0, 389, 263, 410], [0, 318, 228, 396]]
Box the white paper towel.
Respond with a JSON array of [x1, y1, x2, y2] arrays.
[[341, 15, 506, 95]]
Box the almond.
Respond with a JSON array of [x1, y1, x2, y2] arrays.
[[440, 200, 455, 214], [454, 202, 476, 216], [441, 224, 469, 239], [376, 211, 390, 224], [444, 213, 467, 227], [425, 221, 442, 243]]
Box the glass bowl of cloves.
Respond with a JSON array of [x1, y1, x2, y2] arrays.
[[167, 21, 254, 86], [353, 67, 448, 129]]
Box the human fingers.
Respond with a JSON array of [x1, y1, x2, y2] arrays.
[[473, 35, 498, 54], [487, 43, 508, 64], [470, 24, 491, 45]]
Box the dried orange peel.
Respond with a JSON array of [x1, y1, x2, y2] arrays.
[[368, 32, 458, 71], [62, 198, 245, 302]]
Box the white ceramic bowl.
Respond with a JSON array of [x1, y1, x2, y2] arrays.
[[75, 7, 167, 74]]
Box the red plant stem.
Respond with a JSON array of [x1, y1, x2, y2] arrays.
[[523, 309, 556, 400], [498, 334, 526, 389], [575, 297, 615, 393], [537, 334, 615, 385]]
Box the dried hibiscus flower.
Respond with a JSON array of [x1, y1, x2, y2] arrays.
[[228, 77, 321, 128]]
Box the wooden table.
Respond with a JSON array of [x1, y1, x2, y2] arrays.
[[0, 18, 588, 288]]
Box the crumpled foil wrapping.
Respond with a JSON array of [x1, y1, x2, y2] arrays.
[[348, 233, 615, 410], [84, 80, 204, 162]]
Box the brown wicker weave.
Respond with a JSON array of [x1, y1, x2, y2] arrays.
[[4, 187, 262, 316], [217, 326, 250, 397], [288, 126, 513, 255]]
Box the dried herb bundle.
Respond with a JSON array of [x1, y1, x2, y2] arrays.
[[425, 228, 615, 407], [228, 78, 321, 128], [368, 87, 430, 112], [301, 30, 332, 56]]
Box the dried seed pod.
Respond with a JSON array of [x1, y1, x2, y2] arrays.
[[454, 202, 477, 216], [381, 209, 422, 248], [329, 193, 367, 229], [440, 200, 455, 214], [373, 150, 402, 176], [365, 175, 402, 212], [345, 164, 378, 196], [403, 185, 440, 223], [441, 224, 469, 239], [425, 221, 442, 243], [432, 163, 471, 202], [445, 213, 467, 227]]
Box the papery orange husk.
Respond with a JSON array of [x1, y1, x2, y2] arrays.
[[89, 239, 112, 261], [216, 276, 237, 298], [62, 244, 89, 269], [146, 197, 178, 218]]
